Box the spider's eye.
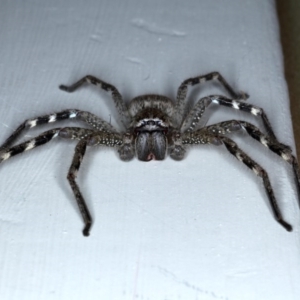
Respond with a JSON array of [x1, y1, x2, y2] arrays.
[[136, 120, 146, 127], [147, 120, 155, 126]]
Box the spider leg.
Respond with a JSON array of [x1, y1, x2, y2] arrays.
[[206, 120, 300, 202], [221, 136, 292, 231], [210, 95, 278, 140], [181, 95, 278, 140], [0, 109, 115, 151], [0, 127, 124, 236], [206, 120, 292, 156], [0, 127, 96, 163], [67, 139, 92, 236], [180, 96, 211, 131], [181, 132, 292, 231], [66, 130, 126, 236], [175, 72, 248, 120], [59, 75, 130, 124], [0, 128, 92, 234]]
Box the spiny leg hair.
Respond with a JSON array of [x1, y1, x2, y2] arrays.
[[181, 132, 292, 231], [0, 109, 115, 151], [206, 120, 300, 199], [206, 120, 293, 160], [175, 71, 249, 122], [59, 75, 130, 124], [181, 95, 280, 142], [0, 129, 61, 163], [1, 71, 298, 236], [221, 136, 292, 231], [0, 126, 124, 236], [65, 133, 125, 236], [67, 140, 92, 236], [0, 127, 97, 163]]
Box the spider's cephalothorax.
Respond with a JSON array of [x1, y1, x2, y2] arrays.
[[128, 95, 173, 161], [0, 72, 299, 236]]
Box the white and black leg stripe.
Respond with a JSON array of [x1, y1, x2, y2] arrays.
[[210, 96, 277, 140], [0, 129, 60, 163], [26, 110, 78, 129], [175, 72, 247, 119], [0, 110, 79, 151], [211, 96, 260, 115], [239, 121, 292, 157], [206, 120, 293, 165], [207, 120, 300, 203], [180, 72, 241, 99], [0, 151, 12, 162], [220, 136, 292, 232]]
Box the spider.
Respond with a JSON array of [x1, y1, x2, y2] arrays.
[[0, 72, 299, 237]]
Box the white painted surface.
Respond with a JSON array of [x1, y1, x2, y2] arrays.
[[0, 0, 299, 299]]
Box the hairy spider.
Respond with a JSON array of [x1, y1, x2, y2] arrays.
[[0, 72, 299, 236]]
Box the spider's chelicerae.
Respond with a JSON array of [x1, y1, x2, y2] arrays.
[[0, 72, 299, 236]]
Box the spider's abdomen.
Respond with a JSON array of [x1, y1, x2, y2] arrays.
[[128, 94, 174, 117], [135, 131, 167, 161]]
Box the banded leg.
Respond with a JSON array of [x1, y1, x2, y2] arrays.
[[181, 95, 278, 141], [180, 132, 292, 231], [220, 136, 292, 231], [67, 132, 126, 236], [211, 96, 277, 140], [0, 109, 115, 151], [59, 75, 130, 124], [175, 72, 248, 120], [67, 140, 92, 236], [206, 120, 292, 156], [206, 120, 300, 204], [0, 127, 96, 164]]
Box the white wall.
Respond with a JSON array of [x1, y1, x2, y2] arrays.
[[0, 0, 299, 299]]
